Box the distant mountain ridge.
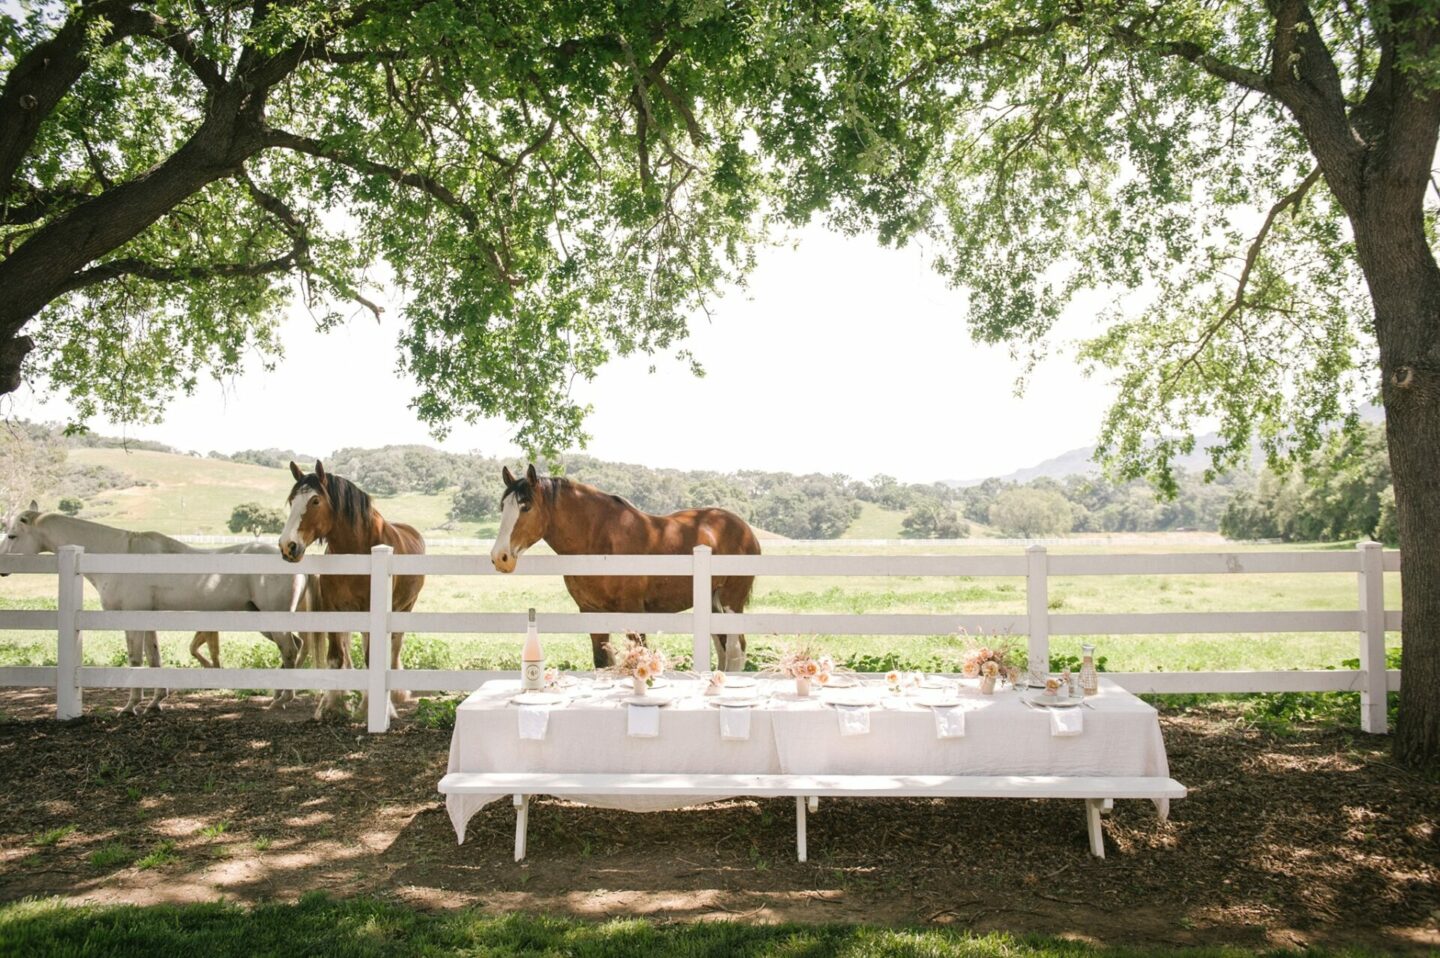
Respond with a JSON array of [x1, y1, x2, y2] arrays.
[[944, 404, 1385, 487]]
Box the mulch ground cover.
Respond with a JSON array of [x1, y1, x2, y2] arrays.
[[0, 687, 1436, 953]]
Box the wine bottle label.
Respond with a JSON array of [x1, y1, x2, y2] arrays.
[[522, 662, 542, 689]]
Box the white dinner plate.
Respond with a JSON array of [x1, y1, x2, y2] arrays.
[[621, 694, 673, 707], [510, 691, 565, 706], [1023, 691, 1083, 709], [821, 673, 859, 688], [709, 696, 762, 708], [719, 675, 758, 688], [914, 693, 961, 708]]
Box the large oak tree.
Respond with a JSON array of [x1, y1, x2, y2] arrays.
[[759, 0, 1437, 765]]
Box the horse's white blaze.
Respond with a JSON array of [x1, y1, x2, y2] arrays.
[[491, 495, 522, 566], [279, 493, 310, 555]]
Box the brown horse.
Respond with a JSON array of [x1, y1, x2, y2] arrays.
[[490, 464, 760, 670], [280, 461, 426, 720]]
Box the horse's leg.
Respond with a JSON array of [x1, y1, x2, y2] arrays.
[[590, 633, 610, 669], [266, 631, 298, 709], [713, 585, 749, 672], [120, 630, 145, 715], [388, 632, 406, 715], [142, 631, 167, 713], [190, 632, 219, 669], [317, 632, 350, 720]]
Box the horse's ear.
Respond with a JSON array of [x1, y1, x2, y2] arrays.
[[526, 463, 539, 485], [289, 461, 304, 482], [27, 499, 38, 512], [314, 460, 327, 485], [502, 465, 516, 487]]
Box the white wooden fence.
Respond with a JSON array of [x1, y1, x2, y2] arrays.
[[0, 543, 1402, 734]]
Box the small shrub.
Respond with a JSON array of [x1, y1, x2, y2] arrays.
[[88, 843, 135, 869], [198, 821, 229, 840], [413, 696, 459, 730], [136, 841, 179, 870], [32, 825, 76, 847]]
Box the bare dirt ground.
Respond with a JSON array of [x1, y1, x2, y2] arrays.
[[1, 687, 1436, 954]]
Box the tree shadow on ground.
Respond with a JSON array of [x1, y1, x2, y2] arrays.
[[0, 689, 1435, 953]]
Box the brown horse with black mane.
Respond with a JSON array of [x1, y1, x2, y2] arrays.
[[280, 461, 426, 720], [490, 464, 761, 670]]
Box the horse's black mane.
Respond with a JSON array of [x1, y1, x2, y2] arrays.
[[289, 471, 373, 540], [503, 473, 634, 510]]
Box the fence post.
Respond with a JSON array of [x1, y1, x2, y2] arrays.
[[1357, 541, 1387, 734], [56, 545, 84, 721], [368, 544, 394, 734], [692, 545, 713, 672], [1026, 545, 1050, 674]]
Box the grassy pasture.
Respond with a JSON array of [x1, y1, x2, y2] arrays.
[[0, 896, 1405, 958], [61, 449, 501, 539], [0, 538, 1402, 676]]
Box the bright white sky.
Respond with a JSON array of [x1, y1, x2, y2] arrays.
[[7, 224, 1118, 484]]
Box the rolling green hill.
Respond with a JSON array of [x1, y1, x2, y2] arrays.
[[62, 449, 499, 538]]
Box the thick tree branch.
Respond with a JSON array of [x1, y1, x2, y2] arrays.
[[55, 251, 301, 296], [1, 185, 96, 226], [0, 2, 157, 203], [239, 167, 383, 320]]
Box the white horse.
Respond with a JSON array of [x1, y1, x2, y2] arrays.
[[0, 505, 308, 714]]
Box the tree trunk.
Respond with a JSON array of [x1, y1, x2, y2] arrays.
[[1353, 200, 1440, 767]]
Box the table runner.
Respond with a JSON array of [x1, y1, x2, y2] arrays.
[[444, 677, 1171, 843]]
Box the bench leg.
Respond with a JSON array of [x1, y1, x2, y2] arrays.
[[796, 796, 808, 863], [1101, 798, 1114, 815], [514, 794, 530, 862], [1085, 799, 1105, 858], [807, 796, 819, 813]]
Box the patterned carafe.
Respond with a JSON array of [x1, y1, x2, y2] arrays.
[[1079, 643, 1099, 696]]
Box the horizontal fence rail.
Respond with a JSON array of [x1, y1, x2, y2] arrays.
[[0, 542, 1403, 733]]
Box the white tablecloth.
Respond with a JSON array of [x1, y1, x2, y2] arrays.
[[444, 677, 1172, 842]]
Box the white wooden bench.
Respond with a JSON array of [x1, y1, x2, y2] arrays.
[[438, 772, 1186, 862]]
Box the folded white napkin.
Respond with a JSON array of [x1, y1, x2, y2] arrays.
[[517, 705, 550, 741], [719, 706, 751, 741], [1050, 708, 1083, 737], [836, 705, 870, 736], [933, 706, 965, 739], [628, 704, 661, 738]]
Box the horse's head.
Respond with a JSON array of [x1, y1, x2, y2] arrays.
[[0, 501, 42, 575], [280, 461, 334, 562], [491, 464, 547, 573]]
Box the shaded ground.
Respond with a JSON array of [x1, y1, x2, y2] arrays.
[[0, 687, 1436, 954]]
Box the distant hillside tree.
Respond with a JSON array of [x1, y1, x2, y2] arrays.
[[218, 448, 314, 470], [988, 488, 1073, 538], [754, 484, 860, 539], [448, 474, 505, 523], [901, 498, 967, 538], [1220, 425, 1392, 543], [57, 496, 82, 516], [0, 425, 65, 513], [228, 502, 285, 536], [900, 498, 968, 539]]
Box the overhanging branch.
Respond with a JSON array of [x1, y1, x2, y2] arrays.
[[1162, 167, 1323, 391], [261, 127, 520, 286]]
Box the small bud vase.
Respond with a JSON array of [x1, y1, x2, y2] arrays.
[[979, 674, 997, 695], [632, 674, 647, 697], [795, 676, 812, 698]]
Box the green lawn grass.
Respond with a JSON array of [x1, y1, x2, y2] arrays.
[[0, 895, 1399, 957]]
